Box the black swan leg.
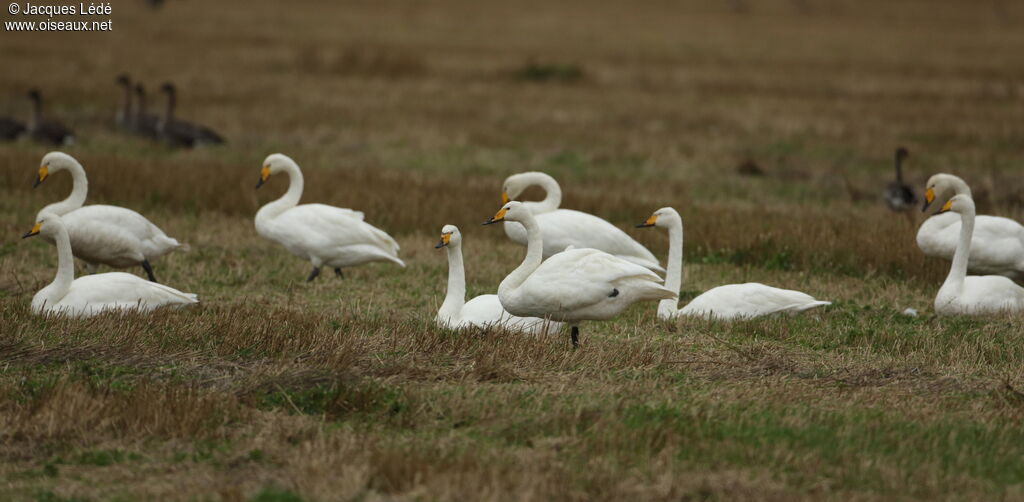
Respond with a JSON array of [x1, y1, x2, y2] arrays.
[[306, 267, 321, 282], [142, 260, 158, 283]]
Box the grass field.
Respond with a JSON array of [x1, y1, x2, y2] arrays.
[[3, 0, 1024, 500]]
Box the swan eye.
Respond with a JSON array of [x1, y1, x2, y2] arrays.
[[925, 187, 935, 204]]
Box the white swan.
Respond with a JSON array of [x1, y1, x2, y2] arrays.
[[23, 214, 198, 318], [933, 195, 1024, 315], [500, 172, 663, 272], [255, 153, 404, 281], [34, 151, 187, 282], [435, 225, 562, 335], [485, 201, 676, 347], [918, 173, 1024, 280], [638, 207, 830, 320]]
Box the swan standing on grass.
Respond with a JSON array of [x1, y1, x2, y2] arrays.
[[484, 202, 675, 347], [500, 172, 664, 272], [919, 173, 1024, 280], [933, 195, 1024, 315], [637, 207, 830, 320], [33, 152, 187, 282], [435, 225, 562, 335], [23, 214, 198, 318], [255, 153, 405, 281]]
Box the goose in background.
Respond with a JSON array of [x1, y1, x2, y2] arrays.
[[932, 194, 1024, 315], [918, 173, 1024, 280], [884, 147, 917, 212], [484, 201, 675, 348], [0, 115, 25, 141], [637, 207, 829, 320], [26, 89, 74, 145], [157, 82, 224, 147], [500, 172, 663, 272], [115, 74, 133, 130], [23, 214, 198, 318], [34, 152, 188, 282], [255, 153, 404, 281], [133, 84, 160, 139], [436, 225, 562, 335]]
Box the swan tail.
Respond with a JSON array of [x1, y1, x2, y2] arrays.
[[789, 300, 831, 313], [616, 254, 665, 274]]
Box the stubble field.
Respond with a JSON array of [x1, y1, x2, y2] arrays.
[[3, 0, 1024, 500]]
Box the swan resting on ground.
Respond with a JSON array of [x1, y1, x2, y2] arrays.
[[932, 195, 1024, 315], [918, 173, 1024, 280], [485, 201, 676, 347], [34, 151, 187, 282], [255, 153, 404, 281], [500, 171, 663, 272], [435, 225, 562, 335], [24, 214, 198, 318], [637, 207, 830, 320]]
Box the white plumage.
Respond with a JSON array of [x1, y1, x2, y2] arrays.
[[918, 173, 1024, 280], [254, 153, 404, 281], [932, 195, 1024, 315], [25, 214, 198, 318], [638, 207, 829, 320], [500, 172, 663, 272], [34, 151, 186, 281], [486, 201, 675, 346], [435, 225, 562, 335]]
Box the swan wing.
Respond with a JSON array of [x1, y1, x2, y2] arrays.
[[680, 283, 830, 320], [459, 294, 563, 334], [61, 205, 184, 258], [918, 214, 1024, 277], [937, 275, 1024, 315], [47, 272, 197, 316], [264, 204, 402, 266], [504, 210, 662, 271]]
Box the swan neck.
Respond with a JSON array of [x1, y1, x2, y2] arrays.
[[500, 214, 544, 293], [163, 90, 175, 122], [50, 224, 75, 299], [895, 155, 904, 182], [118, 87, 131, 123], [946, 207, 974, 288], [258, 162, 304, 220], [660, 220, 684, 317], [440, 243, 466, 317], [530, 174, 562, 213], [44, 162, 88, 215]]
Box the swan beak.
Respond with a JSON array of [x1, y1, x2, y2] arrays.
[[636, 214, 658, 228], [435, 233, 451, 248], [936, 199, 953, 214], [256, 166, 270, 189], [501, 192, 510, 204], [922, 187, 935, 212], [34, 166, 48, 188], [22, 222, 41, 239], [483, 207, 508, 225]]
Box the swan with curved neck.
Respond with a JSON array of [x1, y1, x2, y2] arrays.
[[918, 173, 1024, 280], [885, 147, 917, 212], [933, 194, 1024, 315], [435, 225, 562, 334], [23, 214, 198, 318], [500, 172, 663, 273], [484, 201, 675, 347], [33, 152, 187, 282], [637, 207, 830, 320], [255, 153, 404, 281]]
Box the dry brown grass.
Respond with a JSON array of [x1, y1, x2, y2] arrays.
[[3, 0, 1024, 500]]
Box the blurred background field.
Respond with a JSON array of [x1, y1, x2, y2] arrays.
[[2, 0, 1024, 500]]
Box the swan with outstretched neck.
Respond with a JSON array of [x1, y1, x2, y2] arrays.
[[485, 201, 675, 347], [933, 194, 1024, 315], [255, 153, 404, 281], [23, 214, 198, 318], [500, 172, 663, 272], [33, 152, 187, 282], [637, 207, 830, 320], [435, 224, 562, 334], [919, 173, 1024, 280]]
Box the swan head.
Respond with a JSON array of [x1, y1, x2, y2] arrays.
[[257, 153, 298, 189], [922, 173, 970, 213], [936, 193, 975, 216], [116, 74, 131, 87], [483, 201, 531, 225], [895, 147, 909, 162], [636, 207, 680, 229], [35, 151, 80, 188], [22, 212, 65, 240], [159, 82, 176, 95], [501, 171, 555, 204], [435, 224, 462, 249]]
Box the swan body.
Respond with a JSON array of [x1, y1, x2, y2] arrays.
[[255, 154, 404, 280], [34, 152, 186, 281], [638, 207, 829, 321], [500, 172, 663, 272], [26, 89, 74, 145], [918, 173, 1024, 280], [486, 202, 675, 346], [435, 225, 561, 334], [24, 214, 198, 318], [932, 195, 1024, 315]]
